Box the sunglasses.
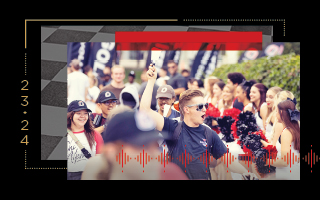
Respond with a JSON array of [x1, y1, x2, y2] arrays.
[[185, 103, 209, 111]]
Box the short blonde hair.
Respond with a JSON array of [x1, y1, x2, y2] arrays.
[[267, 90, 294, 124], [70, 59, 80, 70], [273, 90, 294, 109], [179, 89, 204, 121], [111, 65, 125, 74]]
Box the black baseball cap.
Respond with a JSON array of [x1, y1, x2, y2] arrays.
[[68, 100, 92, 113], [128, 70, 135, 78], [96, 90, 118, 103], [102, 110, 168, 146]]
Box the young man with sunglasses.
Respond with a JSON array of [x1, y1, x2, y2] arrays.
[[140, 64, 253, 180], [89, 90, 118, 134]]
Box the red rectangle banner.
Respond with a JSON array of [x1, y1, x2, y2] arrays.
[[116, 31, 262, 43], [115, 31, 262, 51]]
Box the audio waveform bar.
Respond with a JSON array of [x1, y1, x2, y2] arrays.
[[302, 145, 319, 173], [115, 145, 300, 173]]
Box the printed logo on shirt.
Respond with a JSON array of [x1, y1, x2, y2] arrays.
[[67, 140, 87, 164], [78, 101, 84, 106], [200, 138, 207, 147]]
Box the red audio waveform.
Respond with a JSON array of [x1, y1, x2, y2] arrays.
[[115, 145, 170, 172], [114, 145, 247, 173], [114, 144, 302, 173], [302, 145, 319, 173]]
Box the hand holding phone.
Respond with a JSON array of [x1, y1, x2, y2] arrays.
[[147, 64, 157, 80]]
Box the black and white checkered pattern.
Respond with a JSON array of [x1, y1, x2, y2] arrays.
[[41, 25, 273, 160]]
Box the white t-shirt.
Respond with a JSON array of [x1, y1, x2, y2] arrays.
[[68, 71, 89, 105], [86, 86, 100, 112], [67, 131, 97, 172]]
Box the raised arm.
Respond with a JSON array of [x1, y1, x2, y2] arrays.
[[139, 64, 164, 131]]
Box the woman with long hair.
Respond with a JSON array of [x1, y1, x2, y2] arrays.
[[261, 99, 300, 180], [212, 81, 225, 108], [263, 87, 283, 140], [265, 91, 295, 146], [218, 85, 234, 116], [245, 83, 268, 131], [67, 100, 104, 180]]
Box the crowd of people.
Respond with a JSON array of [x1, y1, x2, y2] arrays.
[[67, 58, 300, 180]]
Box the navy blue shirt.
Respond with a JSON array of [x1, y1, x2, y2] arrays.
[[158, 109, 180, 151], [162, 117, 227, 180]]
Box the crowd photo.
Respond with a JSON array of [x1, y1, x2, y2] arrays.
[[66, 42, 300, 180]]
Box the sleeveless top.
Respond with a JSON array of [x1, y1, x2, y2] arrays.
[[275, 127, 300, 180]]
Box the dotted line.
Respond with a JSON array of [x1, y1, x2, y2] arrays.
[[182, 19, 286, 36], [24, 150, 67, 170], [25, 53, 27, 75], [284, 19, 285, 36]]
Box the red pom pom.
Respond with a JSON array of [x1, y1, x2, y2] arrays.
[[205, 103, 220, 117], [260, 132, 267, 142], [223, 108, 241, 120], [249, 129, 267, 140], [263, 145, 278, 158], [231, 120, 238, 139], [242, 145, 252, 155]]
